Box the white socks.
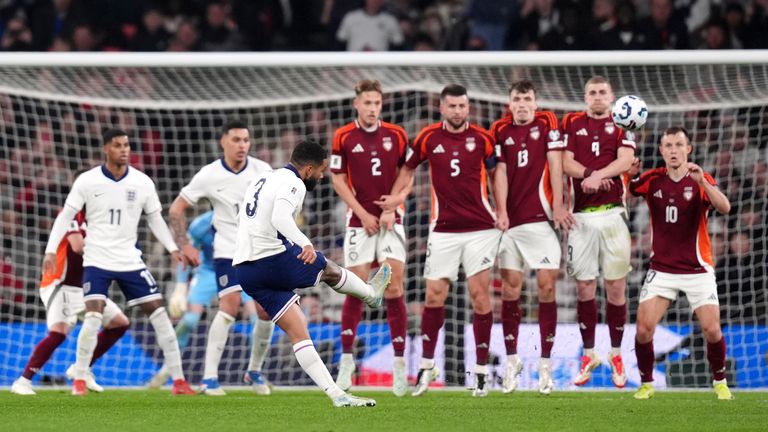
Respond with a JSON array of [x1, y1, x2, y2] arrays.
[[419, 358, 435, 370], [293, 339, 345, 399], [75, 311, 102, 379], [248, 319, 274, 372], [203, 311, 235, 380], [331, 269, 375, 301], [149, 307, 184, 381]]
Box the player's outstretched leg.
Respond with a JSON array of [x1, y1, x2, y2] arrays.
[[278, 304, 375, 408], [324, 261, 391, 308]]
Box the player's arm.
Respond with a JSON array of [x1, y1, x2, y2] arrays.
[[145, 185, 185, 269], [689, 163, 731, 214], [43, 178, 85, 276], [168, 196, 200, 266], [272, 197, 315, 264], [331, 172, 379, 235], [376, 165, 415, 212], [547, 151, 575, 230], [581, 147, 634, 193], [493, 161, 509, 231], [68, 232, 84, 255]]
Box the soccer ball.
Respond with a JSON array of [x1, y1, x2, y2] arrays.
[[611, 95, 648, 132]]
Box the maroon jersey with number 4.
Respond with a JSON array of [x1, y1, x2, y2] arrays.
[[562, 112, 636, 212], [405, 121, 495, 233], [491, 111, 565, 228], [331, 120, 409, 228], [630, 168, 717, 274]]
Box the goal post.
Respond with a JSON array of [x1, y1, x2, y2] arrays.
[[0, 51, 766, 390]]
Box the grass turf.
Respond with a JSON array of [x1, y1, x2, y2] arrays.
[[2, 389, 767, 432]]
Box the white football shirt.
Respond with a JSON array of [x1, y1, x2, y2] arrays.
[[180, 156, 271, 259], [64, 165, 162, 271], [233, 167, 307, 264]]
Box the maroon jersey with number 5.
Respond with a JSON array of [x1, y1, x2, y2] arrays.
[[562, 112, 636, 212], [405, 121, 495, 233], [331, 120, 409, 228]]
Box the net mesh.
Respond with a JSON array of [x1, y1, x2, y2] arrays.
[[1, 56, 766, 389]]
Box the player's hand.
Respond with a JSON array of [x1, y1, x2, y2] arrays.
[[168, 282, 188, 319], [688, 162, 705, 185], [599, 178, 614, 191], [171, 251, 188, 271], [627, 157, 641, 177], [380, 211, 396, 231], [581, 173, 603, 193], [374, 194, 403, 213], [41, 253, 56, 277], [553, 206, 576, 231], [180, 243, 200, 267], [360, 211, 380, 235], [297, 245, 317, 265], [495, 212, 509, 231]]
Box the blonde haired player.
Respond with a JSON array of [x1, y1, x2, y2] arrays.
[[561, 76, 636, 388], [629, 126, 732, 400], [331, 79, 410, 397]]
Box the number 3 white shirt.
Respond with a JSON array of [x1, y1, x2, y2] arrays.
[[180, 156, 271, 259], [233, 167, 307, 265], [64, 166, 163, 271]]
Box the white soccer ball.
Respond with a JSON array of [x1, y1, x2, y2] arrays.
[[611, 95, 648, 132]]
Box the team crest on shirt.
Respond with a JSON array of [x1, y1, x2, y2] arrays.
[[465, 137, 476, 152], [605, 123, 615, 134], [126, 189, 137, 202], [683, 186, 694, 201], [548, 129, 560, 141], [382, 136, 393, 152], [529, 126, 540, 140]]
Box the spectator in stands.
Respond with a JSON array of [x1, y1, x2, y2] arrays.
[[520, 0, 560, 50], [637, 0, 690, 49], [167, 20, 199, 51], [70, 24, 99, 51], [413, 33, 437, 50], [465, 0, 518, 51], [131, 8, 170, 51], [200, 2, 246, 51], [746, 0, 768, 48], [538, 4, 588, 50], [723, 2, 747, 49], [591, 0, 645, 50], [697, 19, 731, 49], [1, 17, 33, 51], [336, 0, 403, 51], [418, 10, 446, 49], [30, 0, 88, 51]]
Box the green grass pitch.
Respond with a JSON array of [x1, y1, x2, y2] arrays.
[[2, 389, 767, 432]]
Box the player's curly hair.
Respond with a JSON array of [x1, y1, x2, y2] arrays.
[[291, 139, 328, 167]]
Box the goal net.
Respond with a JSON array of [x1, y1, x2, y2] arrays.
[[1, 52, 766, 390]]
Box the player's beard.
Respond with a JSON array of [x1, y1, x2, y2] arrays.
[[303, 177, 319, 191], [446, 118, 465, 130]]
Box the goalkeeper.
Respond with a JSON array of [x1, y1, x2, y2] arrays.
[[148, 211, 271, 394]]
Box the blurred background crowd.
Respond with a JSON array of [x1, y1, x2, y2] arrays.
[[1, 0, 768, 52]]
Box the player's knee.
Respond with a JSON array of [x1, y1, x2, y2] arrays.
[[108, 313, 130, 328], [635, 321, 655, 343], [322, 260, 343, 285], [424, 287, 448, 307], [469, 289, 491, 313], [576, 280, 597, 300], [701, 322, 722, 343], [49, 323, 71, 335], [384, 282, 404, 298]]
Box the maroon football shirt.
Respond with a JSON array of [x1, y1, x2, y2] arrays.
[[630, 168, 717, 274], [562, 111, 636, 212], [491, 111, 565, 228], [405, 121, 496, 233], [331, 120, 409, 228]]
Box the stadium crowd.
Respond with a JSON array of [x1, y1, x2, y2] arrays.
[[0, 0, 767, 52]]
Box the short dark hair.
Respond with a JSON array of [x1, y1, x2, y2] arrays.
[[222, 119, 249, 136], [662, 125, 691, 142], [103, 128, 127, 145], [291, 139, 328, 167], [508, 79, 536, 95], [440, 84, 467, 100]]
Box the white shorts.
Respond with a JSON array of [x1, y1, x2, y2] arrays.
[[343, 225, 407, 267], [424, 229, 502, 281], [40, 284, 122, 330], [639, 270, 719, 310], [499, 222, 561, 271], [567, 207, 631, 281]]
